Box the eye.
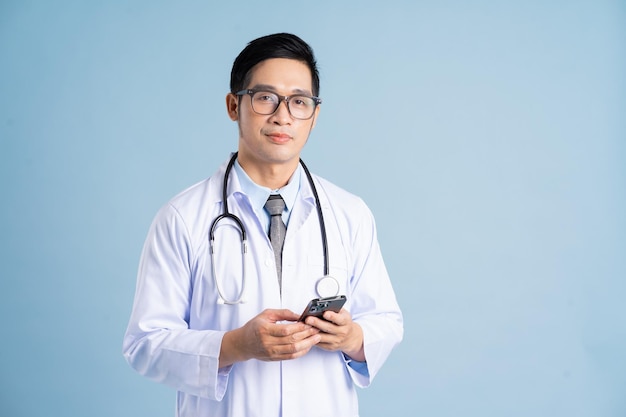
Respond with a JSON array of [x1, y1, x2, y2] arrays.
[[254, 92, 278, 103], [291, 96, 312, 108]]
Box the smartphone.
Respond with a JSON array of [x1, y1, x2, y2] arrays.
[[298, 295, 346, 322]]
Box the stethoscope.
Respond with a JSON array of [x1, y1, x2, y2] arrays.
[[209, 152, 339, 304]]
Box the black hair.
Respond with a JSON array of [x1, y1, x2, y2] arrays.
[[230, 33, 320, 96]]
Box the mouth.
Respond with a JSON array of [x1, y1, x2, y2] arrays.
[[266, 132, 293, 143]]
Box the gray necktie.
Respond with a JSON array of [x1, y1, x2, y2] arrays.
[[264, 194, 286, 291]]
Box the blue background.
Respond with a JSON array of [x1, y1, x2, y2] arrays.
[[1, 1, 625, 416]]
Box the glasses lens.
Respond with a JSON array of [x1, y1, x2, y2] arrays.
[[288, 96, 316, 119], [251, 91, 279, 115]]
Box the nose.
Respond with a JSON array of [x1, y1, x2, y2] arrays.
[[270, 99, 293, 124]]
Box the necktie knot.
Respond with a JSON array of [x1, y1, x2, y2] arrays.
[[264, 194, 285, 217]]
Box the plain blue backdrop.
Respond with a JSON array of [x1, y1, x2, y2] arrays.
[[1, 1, 625, 416]]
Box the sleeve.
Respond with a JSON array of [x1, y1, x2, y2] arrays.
[[122, 203, 231, 400], [344, 200, 404, 388]]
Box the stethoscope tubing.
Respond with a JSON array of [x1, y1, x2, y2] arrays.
[[209, 152, 329, 304], [298, 157, 329, 276]]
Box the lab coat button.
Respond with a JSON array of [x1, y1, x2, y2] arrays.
[[265, 258, 273, 267]]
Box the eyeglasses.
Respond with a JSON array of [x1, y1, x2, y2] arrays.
[[235, 89, 322, 120]]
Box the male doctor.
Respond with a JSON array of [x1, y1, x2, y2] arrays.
[[123, 33, 403, 417]]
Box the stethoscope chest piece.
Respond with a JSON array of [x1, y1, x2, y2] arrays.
[[316, 275, 340, 298]]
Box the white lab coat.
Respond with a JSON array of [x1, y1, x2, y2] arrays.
[[123, 156, 403, 417]]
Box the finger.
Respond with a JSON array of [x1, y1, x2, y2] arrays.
[[275, 309, 301, 321], [263, 308, 301, 322], [305, 316, 336, 334], [267, 321, 318, 339], [321, 311, 343, 325], [315, 333, 342, 351], [274, 326, 321, 348], [289, 325, 321, 341], [266, 333, 322, 360], [323, 308, 352, 325]]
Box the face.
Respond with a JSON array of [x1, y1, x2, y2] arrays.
[[226, 58, 320, 175]]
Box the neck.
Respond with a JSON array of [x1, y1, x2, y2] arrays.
[[237, 156, 299, 190]]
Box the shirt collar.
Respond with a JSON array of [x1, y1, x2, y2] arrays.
[[233, 159, 301, 219]]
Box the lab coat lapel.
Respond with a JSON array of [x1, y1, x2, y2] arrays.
[[284, 171, 316, 243]]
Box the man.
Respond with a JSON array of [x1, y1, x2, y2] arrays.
[[123, 33, 403, 417]]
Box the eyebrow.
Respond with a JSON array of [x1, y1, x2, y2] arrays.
[[249, 84, 314, 96]]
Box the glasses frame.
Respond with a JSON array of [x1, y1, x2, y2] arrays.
[[235, 89, 322, 120]]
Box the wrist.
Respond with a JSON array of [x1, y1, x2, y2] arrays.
[[219, 328, 246, 368], [343, 323, 365, 362]]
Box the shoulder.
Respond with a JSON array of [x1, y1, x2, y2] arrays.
[[168, 177, 217, 212], [162, 156, 231, 218], [311, 174, 374, 221], [149, 174, 221, 239], [164, 156, 230, 219]]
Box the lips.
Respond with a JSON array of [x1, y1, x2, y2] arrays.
[[266, 132, 293, 143]]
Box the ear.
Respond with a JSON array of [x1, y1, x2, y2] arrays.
[[226, 93, 239, 121]]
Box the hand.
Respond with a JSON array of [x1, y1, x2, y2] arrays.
[[219, 309, 321, 367], [305, 309, 365, 362]]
